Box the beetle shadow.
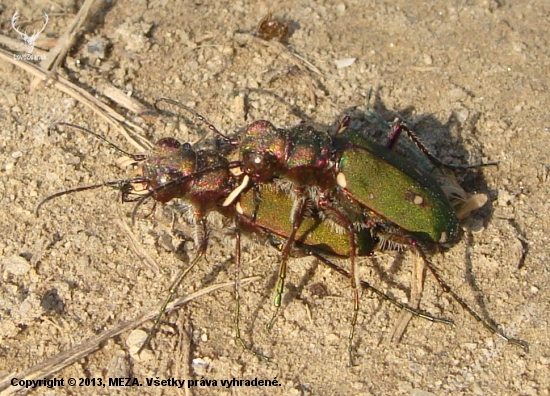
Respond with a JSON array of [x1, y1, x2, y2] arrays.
[[335, 92, 506, 332], [368, 251, 411, 298], [174, 230, 277, 355], [231, 87, 314, 125]]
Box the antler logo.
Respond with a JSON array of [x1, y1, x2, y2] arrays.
[[11, 11, 49, 54]]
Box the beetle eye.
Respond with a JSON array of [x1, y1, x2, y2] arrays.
[[253, 154, 263, 165], [243, 152, 268, 171]]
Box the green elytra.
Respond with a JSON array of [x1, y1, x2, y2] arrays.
[[334, 127, 459, 247]]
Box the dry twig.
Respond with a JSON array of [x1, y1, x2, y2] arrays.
[[0, 277, 261, 395]]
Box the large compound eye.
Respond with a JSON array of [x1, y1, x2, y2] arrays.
[[242, 151, 277, 182], [243, 151, 269, 173]]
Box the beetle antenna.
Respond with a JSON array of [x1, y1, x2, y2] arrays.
[[52, 123, 147, 162], [36, 177, 147, 216], [154, 97, 233, 142]]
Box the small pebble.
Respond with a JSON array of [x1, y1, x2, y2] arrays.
[[335, 57, 356, 69], [2, 256, 31, 276]]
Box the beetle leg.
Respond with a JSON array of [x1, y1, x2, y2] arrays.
[[266, 193, 309, 330], [374, 229, 529, 352], [415, 245, 529, 352], [308, 250, 453, 325], [387, 122, 497, 169], [138, 217, 209, 355], [318, 196, 360, 366], [233, 220, 270, 360], [335, 115, 351, 135], [386, 122, 405, 151]]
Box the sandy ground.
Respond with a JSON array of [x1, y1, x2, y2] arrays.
[[0, 0, 549, 395]]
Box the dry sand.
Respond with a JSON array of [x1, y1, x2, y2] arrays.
[[1, 1, 548, 395]]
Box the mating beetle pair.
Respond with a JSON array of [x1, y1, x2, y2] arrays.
[[37, 98, 528, 365], [38, 117, 447, 362], [140, 98, 528, 357]]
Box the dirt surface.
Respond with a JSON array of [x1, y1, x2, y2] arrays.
[[1, 1, 549, 395]]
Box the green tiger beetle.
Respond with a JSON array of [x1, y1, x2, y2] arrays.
[[135, 101, 452, 359], [156, 99, 528, 365], [36, 120, 451, 364], [39, 100, 528, 365]]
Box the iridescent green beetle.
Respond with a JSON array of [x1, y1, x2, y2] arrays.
[[332, 122, 459, 251], [150, 99, 528, 361], [328, 118, 527, 355]]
